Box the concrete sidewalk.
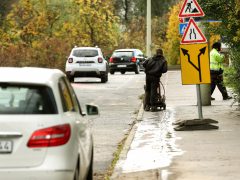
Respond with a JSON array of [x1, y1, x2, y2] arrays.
[[111, 70, 240, 180]]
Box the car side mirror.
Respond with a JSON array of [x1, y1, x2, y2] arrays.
[[86, 104, 99, 115]]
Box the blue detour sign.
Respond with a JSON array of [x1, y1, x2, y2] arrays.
[[179, 23, 188, 35]]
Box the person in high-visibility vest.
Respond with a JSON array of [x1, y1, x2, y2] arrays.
[[210, 42, 232, 100]]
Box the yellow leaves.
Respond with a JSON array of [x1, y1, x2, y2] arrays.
[[0, 30, 11, 46], [209, 34, 220, 48], [166, 4, 180, 39], [233, 29, 240, 42], [71, 0, 119, 46], [163, 1, 182, 65], [2, 0, 119, 62], [31, 40, 41, 49]]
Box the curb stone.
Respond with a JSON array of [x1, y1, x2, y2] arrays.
[[111, 103, 144, 179]]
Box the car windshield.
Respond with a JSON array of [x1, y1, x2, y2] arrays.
[[72, 49, 98, 57], [0, 84, 57, 114], [113, 51, 133, 57]]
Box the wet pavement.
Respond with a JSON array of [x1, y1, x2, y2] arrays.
[[111, 108, 181, 180], [119, 108, 183, 173], [111, 70, 240, 180]]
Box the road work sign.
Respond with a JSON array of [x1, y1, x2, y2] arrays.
[[181, 18, 207, 44], [180, 43, 210, 85], [179, 0, 205, 18]]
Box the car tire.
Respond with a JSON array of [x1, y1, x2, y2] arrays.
[[101, 72, 108, 83], [110, 70, 115, 75], [68, 75, 74, 83], [135, 65, 140, 74], [87, 148, 94, 180], [120, 71, 126, 74]]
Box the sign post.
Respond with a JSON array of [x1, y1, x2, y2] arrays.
[[174, 0, 218, 130], [196, 85, 203, 120], [146, 0, 151, 57]]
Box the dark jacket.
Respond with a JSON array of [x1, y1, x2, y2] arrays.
[[143, 55, 168, 77]]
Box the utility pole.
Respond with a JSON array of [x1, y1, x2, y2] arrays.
[[146, 0, 151, 57]]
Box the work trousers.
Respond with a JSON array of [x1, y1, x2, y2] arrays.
[[210, 71, 228, 98], [145, 75, 160, 107]]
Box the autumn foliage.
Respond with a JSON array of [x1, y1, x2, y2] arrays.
[[0, 0, 120, 70]]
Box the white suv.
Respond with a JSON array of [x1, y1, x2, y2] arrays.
[[65, 46, 109, 83]]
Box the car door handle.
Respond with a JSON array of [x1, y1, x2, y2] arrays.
[[0, 132, 23, 138]]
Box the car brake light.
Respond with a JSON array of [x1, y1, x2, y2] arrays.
[[68, 58, 73, 63], [109, 57, 113, 63], [27, 124, 71, 148], [98, 57, 103, 63], [131, 57, 137, 63]]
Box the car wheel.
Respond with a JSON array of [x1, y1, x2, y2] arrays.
[[68, 75, 74, 83], [101, 73, 108, 83], [73, 160, 79, 180], [110, 70, 115, 75], [120, 71, 126, 74], [87, 148, 94, 180], [135, 65, 140, 74], [163, 103, 166, 110]]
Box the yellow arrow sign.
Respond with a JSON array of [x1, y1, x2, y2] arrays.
[[180, 43, 211, 85]]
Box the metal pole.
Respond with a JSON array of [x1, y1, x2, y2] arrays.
[[196, 84, 203, 120], [146, 0, 151, 57]]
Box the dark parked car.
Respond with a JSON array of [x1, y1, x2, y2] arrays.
[[109, 49, 146, 74]]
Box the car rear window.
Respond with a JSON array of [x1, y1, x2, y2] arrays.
[[112, 51, 134, 57], [72, 49, 98, 57], [0, 84, 57, 114]]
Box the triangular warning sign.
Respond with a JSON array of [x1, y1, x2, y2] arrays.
[[179, 0, 205, 18], [181, 18, 207, 44]]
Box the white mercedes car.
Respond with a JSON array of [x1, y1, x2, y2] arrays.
[[0, 67, 98, 180]]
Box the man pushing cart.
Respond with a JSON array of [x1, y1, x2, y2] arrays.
[[143, 48, 168, 112]]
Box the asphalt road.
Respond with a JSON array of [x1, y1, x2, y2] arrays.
[[72, 72, 145, 178]]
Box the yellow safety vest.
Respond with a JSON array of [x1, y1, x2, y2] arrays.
[[210, 48, 224, 71]]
